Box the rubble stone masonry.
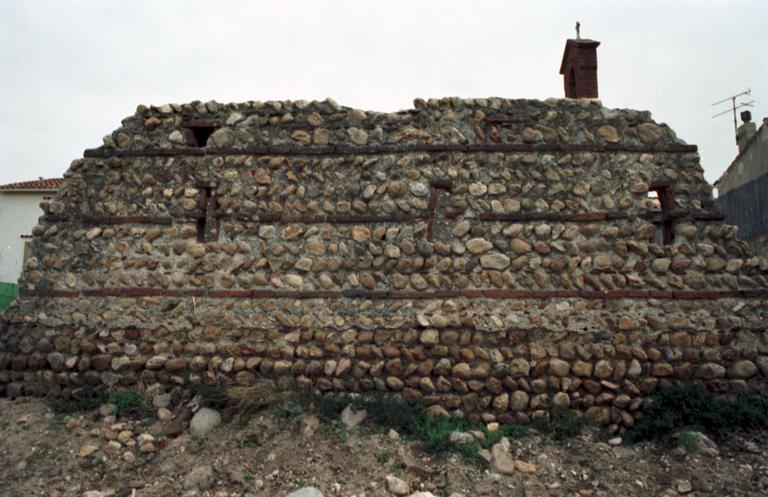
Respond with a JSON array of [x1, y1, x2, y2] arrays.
[[1, 97, 767, 428]]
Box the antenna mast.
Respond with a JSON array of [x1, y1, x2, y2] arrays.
[[711, 88, 754, 138]]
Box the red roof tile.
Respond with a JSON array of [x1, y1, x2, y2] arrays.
[[0, 178, 63, 191]]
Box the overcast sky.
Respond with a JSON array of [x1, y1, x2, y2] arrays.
[[1, 1, 766, 186]]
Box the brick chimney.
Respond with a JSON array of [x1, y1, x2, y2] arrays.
[[559, 38, 600, 99]]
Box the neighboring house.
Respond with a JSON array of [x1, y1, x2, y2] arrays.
[[0, 178, 62, 306], [715, 112, 768, 257]]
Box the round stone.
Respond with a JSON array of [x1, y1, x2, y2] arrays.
[[466, 238, 493, 254], [189, 408, 222, 438], [480, 253, 510, 270]]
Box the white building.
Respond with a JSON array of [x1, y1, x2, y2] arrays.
[[0, 178, 62, 285]]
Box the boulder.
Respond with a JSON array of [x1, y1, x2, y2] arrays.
[[385, 475, 409, 495], [286, 488, 324, 497], [190, 407, 222, 438], [340, 405, 367, 429], [183, 465, 215, 490], [489, 437, 515, 475]]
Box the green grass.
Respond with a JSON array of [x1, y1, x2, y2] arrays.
[[108, 390, 146, 417], [625, 385, 768, 443], [46, 417, 66, 433], [543, 406, 595, 441]]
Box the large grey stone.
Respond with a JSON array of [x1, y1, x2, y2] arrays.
[[286, 488, 324, 497], [489, 437, 515, 475], [183, 464, 215, 490], [190, 407, 222, 438], [340, 405, 367, 429], [449, 431, 475, 444]]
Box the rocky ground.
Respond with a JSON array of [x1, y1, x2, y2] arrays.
[[1, 396, 768, 497]]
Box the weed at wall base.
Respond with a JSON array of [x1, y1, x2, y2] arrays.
[[625, 384, 768, 443]]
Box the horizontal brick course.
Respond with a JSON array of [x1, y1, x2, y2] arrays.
[[22, 287, 768, 300], [83, 142, 699, 158]]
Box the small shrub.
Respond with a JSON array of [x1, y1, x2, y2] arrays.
[[309, 393, 527, 465], [625, 384, 768, 443], [274, 400, 304, 423], [312, 394, 353, 422], [678, 430, 701, 453], [532, 403, 594, 441], [549, 408, 593, 441], [108, 390, 146, 417], [48, 385, 108, 414]]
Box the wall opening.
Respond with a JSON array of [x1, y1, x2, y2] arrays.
[[186, 126, 217, 147], [648, 186, 674, 245], [196, 186, 216, 242], [568, 67, 576, 96]]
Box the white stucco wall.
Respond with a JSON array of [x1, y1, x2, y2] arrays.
[[0, 191, 49, 284]]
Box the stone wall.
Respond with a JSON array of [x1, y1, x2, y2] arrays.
[[2, 97, 768, 429]]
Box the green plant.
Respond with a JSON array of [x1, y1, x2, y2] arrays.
[[48, 385, 108, 414], [678, 430, 701, 453], [531, 402, 594, 441], [482, 424, 528, 448], [625, 385, 768, 443], [377, 450, 392, 464], [108, 390, 146, 417], [274, 400, 303, 423], [140, 416, 157, 427], [309, 393, 527, 466], [548, 407, 593, 441]]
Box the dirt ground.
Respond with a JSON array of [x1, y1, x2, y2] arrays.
[[1, 397, 767, 497]]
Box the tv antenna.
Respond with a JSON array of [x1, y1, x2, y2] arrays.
[[711, 88, 755, 137]]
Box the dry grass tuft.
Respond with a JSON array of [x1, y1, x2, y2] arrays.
[[224, 381, 294, 422]]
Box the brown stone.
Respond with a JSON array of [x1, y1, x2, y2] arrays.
[[572, 361, 593, 377], [164, 358, 187, 372], [728, 360, 757, 379], [696, 363, 726, 380], [91, 354, 113, 371], [548, 358, 570, 377], [386, 377, 404, 391]]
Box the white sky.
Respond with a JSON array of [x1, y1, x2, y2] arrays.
[[1, 0, 766, 185]]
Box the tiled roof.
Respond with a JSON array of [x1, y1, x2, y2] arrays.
[[0, 178, 63, 191]]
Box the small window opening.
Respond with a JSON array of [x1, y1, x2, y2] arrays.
[[187, 126, 217, 147], [196, 186, 219, 242], [648, 187, 674, 245], [568, 67, 577, 96]]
